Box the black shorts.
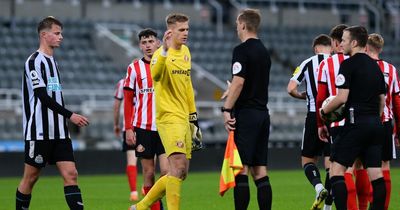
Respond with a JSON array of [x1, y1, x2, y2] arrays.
[[331, 116, 383, 168], [122, 131, 135, 152], [24, 139, 75, 168], [134, 127, 165, 159], [301, 112, 330, 158], [234, 108, 270, 166], [382, 120, 396, 161]]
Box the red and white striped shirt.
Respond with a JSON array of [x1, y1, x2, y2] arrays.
[[317, 53, 349, 127], [377, 60, 400, 122], [124, 58, 156, 131], [114, 78, 125, 131]]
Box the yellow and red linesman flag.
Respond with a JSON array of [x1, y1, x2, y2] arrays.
[[219, 131, 243, 196]]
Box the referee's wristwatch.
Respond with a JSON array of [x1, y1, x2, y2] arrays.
[[220, 106, 233, 113]]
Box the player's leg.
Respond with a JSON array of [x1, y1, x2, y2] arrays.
[[54, 139, 83, 210], [323, 155, 333, 210], [301, 113, 327, 210], [344, 165, 358, 210], [57, 161, 83, 210], [16, 164, 41, 210], [365, 142, 386, 210], [382, 161, 391, 210], [354, 159, 370, 210], [380, 121, 395, 210], [330, 161, 348, 210], [124, 130, 138, 201]]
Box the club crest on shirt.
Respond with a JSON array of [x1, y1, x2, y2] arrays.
[[336, 74, 345, 86], [176, 141, 185, 148], [232, 62, 242, 74], [35, 154, 43, 164]]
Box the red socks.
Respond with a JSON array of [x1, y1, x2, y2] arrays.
[[143, 186, 161, 210], [383, 170, 391, 210], [344, 172, 358, 210], [126, 165, 137, 192], [355, 169, 370, 210]]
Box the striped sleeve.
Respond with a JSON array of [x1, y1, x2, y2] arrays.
[[392, 65, 400, 94], [26, 53, 46, 90], [114, 79, 124, 100], [290, 58, 309, 84], [317, 60, 327, 84]]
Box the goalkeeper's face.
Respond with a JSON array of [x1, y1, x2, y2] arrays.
[[170, 21, 189, 46]]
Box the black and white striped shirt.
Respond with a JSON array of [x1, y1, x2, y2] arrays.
[[290, 53, 330, 112], [22, 51, 71, 140]]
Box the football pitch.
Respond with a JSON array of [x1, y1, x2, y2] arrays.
[[1, 169, 399, 210]]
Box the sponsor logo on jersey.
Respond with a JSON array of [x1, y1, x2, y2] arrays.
[[139, 88, 154, 94], [172, 69, 190, 76], [47, 77, 62, 91], [30, 70, 40, 86]]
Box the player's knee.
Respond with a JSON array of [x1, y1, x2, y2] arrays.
[[143, 169, 155, 181], [24, 174, 39, 186], [63, 169, 79, 184]]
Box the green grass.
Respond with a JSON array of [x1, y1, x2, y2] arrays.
[[1, 169, 399, 210]]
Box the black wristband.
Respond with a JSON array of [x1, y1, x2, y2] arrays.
[[221, 107, 232, 113]]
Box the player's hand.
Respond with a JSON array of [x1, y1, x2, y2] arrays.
[[189, 112, 204, 151], [70, 113, 89, 127], [162, 29, 172, 52], [223, 111, 236, 132], [318, 125, 330, 142], [220, 80, 231, 100], [114, 125, 121, 137], [319, 108, 328, 122], [125, 129, 136, 146]]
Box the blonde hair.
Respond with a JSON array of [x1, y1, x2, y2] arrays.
[[238, 9, 261, 32], [367, 33, 384, 53], [165, 13, 189, 27]]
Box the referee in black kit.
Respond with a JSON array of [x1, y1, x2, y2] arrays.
[[320, 26, 386, 210], [16, 17, 89, 210], [222, 9, 272, 210]]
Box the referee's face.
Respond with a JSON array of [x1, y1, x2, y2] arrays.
[[340, 31, 352, 55], [44, 24, 63, 48]]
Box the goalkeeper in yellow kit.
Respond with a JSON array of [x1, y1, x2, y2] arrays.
[[129, 13, 202, 210]]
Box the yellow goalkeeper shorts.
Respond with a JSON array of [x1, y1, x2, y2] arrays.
[[157, 122, 192, 159]]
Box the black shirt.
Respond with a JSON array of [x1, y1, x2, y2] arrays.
[[231, 38, 271, 110], [336, 53, 386, 116]]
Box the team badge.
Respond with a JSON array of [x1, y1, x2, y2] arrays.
[[35, 155, 43, 164], [336, 74, 345, 86], [152, 58, 157, 65], [184, 55, 189, 62], [136, 144, 145, 152], [232, 62, 242, 74], [176, 141, 184, 148]]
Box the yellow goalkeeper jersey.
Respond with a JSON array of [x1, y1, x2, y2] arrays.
[[151, 45, 196, 124]]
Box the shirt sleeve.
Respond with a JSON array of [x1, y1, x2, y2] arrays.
[[124, 64, 136, 91], [114, 79, 124, 100], [291, 58, 308, 84], [318, 60, 328, 84], [26, 58, 46, 90], [392, 66, 400, 94], [336, 60, 350, 89], [231, 46, 247, 78], [151, 48, 167, 82]]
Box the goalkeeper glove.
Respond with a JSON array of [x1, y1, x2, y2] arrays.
[[189, 112, 204, 151]]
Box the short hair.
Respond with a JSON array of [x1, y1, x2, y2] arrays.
[[344, 26, 368, 48], [37, 16, 63, 34], [367, 33, 384, 52], [165, 13, 189, 27], [138, 28, 158, 41], [237, 9, 261, 32], [329, 24, 348, 42], [312, 34, 332, 48]]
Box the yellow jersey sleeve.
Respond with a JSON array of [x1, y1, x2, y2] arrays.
[[151, 45, 196, 124]]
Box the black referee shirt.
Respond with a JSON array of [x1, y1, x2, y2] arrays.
[[336, 53, 386, 116], [231, 38, 271, 110]]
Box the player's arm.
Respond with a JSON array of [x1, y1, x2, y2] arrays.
[[287, 66, 306, 99], [151, 48, 167, 82], [287, 80, 306, 99], [123, 65, 137, 145], [113, 98, 122, 137]]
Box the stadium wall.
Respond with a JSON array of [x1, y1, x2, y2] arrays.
[[1, 148, 400, 177]]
